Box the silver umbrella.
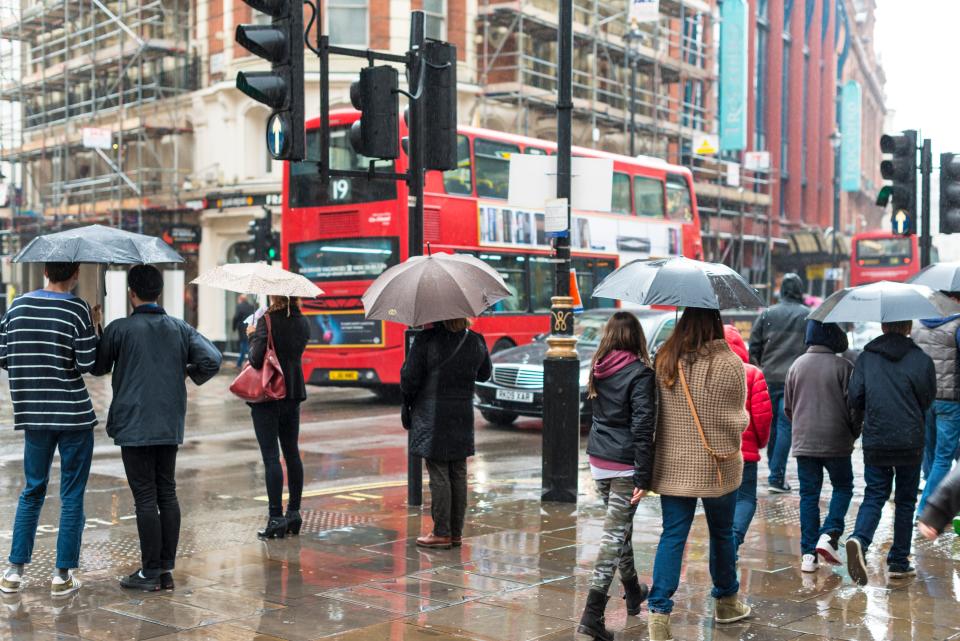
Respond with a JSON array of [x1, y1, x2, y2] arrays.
[[808, 281, 960, 323], [362, 252, 511, 326], [192, 263, 323, 298], [13, 224, 183, 264], [591, 256, 764, 310], [907, 262, 960, 292]]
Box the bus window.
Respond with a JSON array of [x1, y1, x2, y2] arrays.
[[530, 256, 556, 312], [634, 176, 665, 217], [856, 237, 913, 267], [479, 253, 528, 312], [290, 127, 396, 207], [665, 174, 693, 221], [443, 135, 472, 195], [574, 257, 617, 309], [476, 138, 520, 199], [288, 237, 399, 281], [612, 172, 632, 215]]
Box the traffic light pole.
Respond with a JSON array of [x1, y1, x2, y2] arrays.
[[541, 0, 579, 504], [921, 138, 933, 268]]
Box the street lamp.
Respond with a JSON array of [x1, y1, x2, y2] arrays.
[[830, 129, 842, 291]]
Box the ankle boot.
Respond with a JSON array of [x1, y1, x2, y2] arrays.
[[621, 575, 649, 616], [285, 510, 302, 535], [648, 612, 673, 641], [576, 589, 614, 641], [258, 516, 287, 540]]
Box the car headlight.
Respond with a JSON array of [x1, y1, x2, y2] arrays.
[[579, 367, 591, 388]]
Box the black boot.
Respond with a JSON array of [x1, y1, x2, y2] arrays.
[[285, 510, 302, 536], [621, 575, 649, 616], [577, 589, 614, 641], [258, 516, 287, 539]]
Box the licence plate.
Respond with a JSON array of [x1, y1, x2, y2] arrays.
[[496, 389, 534, 403], [329, 370, 359, 381]]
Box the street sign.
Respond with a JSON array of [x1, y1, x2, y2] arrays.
[[726, 162, 741, 187], [266, 112, 289, 160], [743, 151, 770, 171], [694, 134, 719, 155], [628, 0, 659, 24], [82, 127, 112, 150], [893, 209, 910, 235], [507, 154, 613, 212]]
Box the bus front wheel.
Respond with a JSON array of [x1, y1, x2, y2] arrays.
[[481, 409, 518, 426]]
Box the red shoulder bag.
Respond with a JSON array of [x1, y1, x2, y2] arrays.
[[230, 313, 287, 403]]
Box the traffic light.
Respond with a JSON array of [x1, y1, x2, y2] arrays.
[[880, 130, 917, 236], [247, 211, 274, 262], [941, 153, 960, 234], [349, 66, 399, 160], [235, 0, 304, 161], [265, 231, 280, 264], [422, 41, 458, 171]]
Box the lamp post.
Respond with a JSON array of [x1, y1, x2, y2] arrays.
[[830, 129, 842, 293]]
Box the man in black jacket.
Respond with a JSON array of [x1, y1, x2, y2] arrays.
[[93, 266, 221, 591], [749, 273, 808, 493], [845, 320, 936, 585]]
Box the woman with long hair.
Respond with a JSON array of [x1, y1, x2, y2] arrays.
[[577, 312, 656, 641], [247, 296, 310, 539], [646, 308, 751, 641]]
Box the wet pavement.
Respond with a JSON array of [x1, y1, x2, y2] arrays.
[[0, 373, 959, 640]]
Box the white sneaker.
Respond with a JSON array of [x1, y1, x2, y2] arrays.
[[50, 572, 81, 597], [801, 554, 819, 573], [816, 533, 842, 566], [0, 570, 20, 594]]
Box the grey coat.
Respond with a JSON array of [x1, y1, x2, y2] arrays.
[[784, 346, 857, 457]]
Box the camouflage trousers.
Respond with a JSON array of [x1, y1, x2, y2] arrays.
[[589, 476, 638, 593]]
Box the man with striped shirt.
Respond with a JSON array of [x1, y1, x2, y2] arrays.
[[0, 262, 100, 597]]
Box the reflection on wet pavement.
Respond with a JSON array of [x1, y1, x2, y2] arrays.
[[1, 374, 960, 640]]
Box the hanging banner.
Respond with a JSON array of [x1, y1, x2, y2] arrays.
[[841, 80, 862, 192], [629, 0, 659, 24], [719, 0, 748, 152]]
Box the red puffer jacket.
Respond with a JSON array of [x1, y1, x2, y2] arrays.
[[724, 325, 772, 462]]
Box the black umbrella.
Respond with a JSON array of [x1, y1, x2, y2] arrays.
[[13, 224, 183, 264], [592, 256, 764, 310], [907, 262, 960, 292], [808, 281, 959, 323]]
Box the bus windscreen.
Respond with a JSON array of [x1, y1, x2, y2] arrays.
[[856, 237, 913, 267], [289, 237, 400, 282]]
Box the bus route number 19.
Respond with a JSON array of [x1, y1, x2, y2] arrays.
[[330, 179, 351, 202]]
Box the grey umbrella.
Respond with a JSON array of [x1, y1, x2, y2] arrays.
[[13, 224, 183, 264], [907, 262, 960, 292], [363, 252, 512, 327], [808, 281, 960, 323], [591, 256, 764, 310]]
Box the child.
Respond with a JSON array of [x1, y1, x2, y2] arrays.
[[846, 320, 936, 585], [784, 320, 856, 573]]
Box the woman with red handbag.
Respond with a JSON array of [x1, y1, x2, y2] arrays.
[[246, 296, 310, 539]]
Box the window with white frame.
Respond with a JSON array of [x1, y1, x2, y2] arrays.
[[424, 0, 445, 41], [328, 0, 368, 46]]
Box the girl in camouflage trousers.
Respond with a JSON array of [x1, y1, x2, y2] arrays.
[[578, 312, 657, 641]]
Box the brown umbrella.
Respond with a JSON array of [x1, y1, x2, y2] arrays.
[[362, 252, 512, 326]]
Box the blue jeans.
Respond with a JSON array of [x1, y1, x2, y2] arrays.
[[796, 456, 854, 555], [767, 384, 792, 486], [923, 408, 937, 480], [649, 491, 739, 614], [851, 464, 921, 569], [237, 336, 249, 368], [9, 430, 94, 569], [918, 400, 960, 515], [732, 462, 758, 550]]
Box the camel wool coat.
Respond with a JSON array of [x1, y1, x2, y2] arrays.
[[651, 339, 748, 498]]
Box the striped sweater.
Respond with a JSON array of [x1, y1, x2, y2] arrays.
[[0, 290, 98, 430]]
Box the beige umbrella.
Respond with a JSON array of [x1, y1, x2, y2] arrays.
[[362, 252, 511, 326], [192, 262, 323, 298]]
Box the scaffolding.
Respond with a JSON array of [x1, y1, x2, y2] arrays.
[[0, 0, 197, 234]]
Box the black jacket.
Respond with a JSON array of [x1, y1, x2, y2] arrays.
[[400, 327, 491, 461], [748, 275, 809, 385], [920, 465, 960, 533], [250, 308, 310, 402], [93, 305, 222, 446], [233, 300, 256, 339], [585, 360, 656, 489], [848, 333, 936, 466]]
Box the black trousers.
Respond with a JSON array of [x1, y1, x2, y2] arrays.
[[251, 399, 303, 518], [426, 458, 467, 538], [120, 445, 180, 578]]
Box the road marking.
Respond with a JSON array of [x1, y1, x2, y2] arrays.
[[252, 477, 541, 502], [334, 494, 366, 502]]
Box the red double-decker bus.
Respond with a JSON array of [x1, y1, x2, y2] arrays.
[[281, 109, 703, 393], [850, 230, 920, 286]]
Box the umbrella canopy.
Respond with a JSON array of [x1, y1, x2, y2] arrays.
[[907, 262, 960, 292], [808, 281, 960, 323], [362, 252, 512, 326], [591, 256, 764, 310], [192, 262, 323, 298], [14, 224, 183, 264]]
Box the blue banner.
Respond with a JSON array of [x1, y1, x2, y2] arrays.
[[719, 0, 748, 152], [840, 80, 862, 192]]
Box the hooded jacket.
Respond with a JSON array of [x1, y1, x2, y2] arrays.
[[848, 333, 936, 466], [748, 274, 809, 385], [912, 314, 960, 401], [585, 350, 657, 488], [724, 325, 771, 463], [784, 320, 857, 458]]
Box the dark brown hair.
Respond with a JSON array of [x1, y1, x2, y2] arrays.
[[44, 262, 79, 284], [442, 318, 471, 332], [882, 320, 912, 336], [587, 311, 650, 399], [268, 296, 301, 314], [655, 307, 724, 387]]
